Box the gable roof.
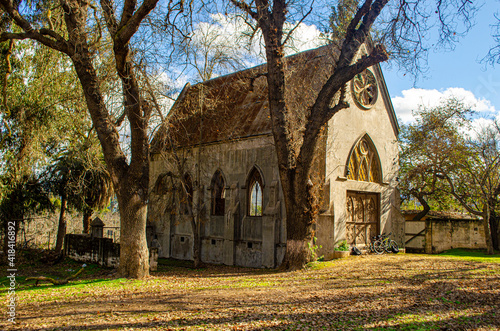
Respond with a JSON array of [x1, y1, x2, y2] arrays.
[[151, 44, 398, 153]]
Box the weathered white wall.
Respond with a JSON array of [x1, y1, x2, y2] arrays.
[[149, 135, 286, 268], [319, 64, 402, 256]]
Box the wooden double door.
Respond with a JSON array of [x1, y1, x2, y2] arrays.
[[346, 191, 379, 246]]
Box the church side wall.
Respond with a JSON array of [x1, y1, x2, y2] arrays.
[[149, 135, 286, 268]]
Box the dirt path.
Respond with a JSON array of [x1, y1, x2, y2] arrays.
[[3, 254, 499, 330]]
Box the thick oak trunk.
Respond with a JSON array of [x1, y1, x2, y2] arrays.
[[279, 170, 317, 270], [492, 215, 500, 251], [116, 186, 150, 278], [54, 193, 67, 254], [488, 201, 499, 251], [71, 49, 150, 278], [484, 214, 495, 255]]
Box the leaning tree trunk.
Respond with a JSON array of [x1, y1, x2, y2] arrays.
[[54, 192, 67, 254], [82, 208, 93, 234]]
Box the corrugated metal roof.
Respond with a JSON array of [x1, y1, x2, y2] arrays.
[[150, 44, 340, 153]]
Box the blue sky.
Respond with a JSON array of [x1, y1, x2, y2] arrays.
[[383, 1, 500, 123], [173, 3, 500, 126]]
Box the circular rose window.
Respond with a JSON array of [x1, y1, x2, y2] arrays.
[[351, 69, 378, 109]]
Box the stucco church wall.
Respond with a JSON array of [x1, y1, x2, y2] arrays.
[[149, 135, 286, 268], [320, 64, 402, 254]]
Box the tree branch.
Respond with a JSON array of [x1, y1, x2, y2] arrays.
[[114, 0, 159, 46], [100, 0, 119, 36], [230, 0, 259, 21], [0, 0, 71, 54], [282, 1, 313, 47]]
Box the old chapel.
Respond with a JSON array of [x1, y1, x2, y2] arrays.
[[148, 44, 404, 268]]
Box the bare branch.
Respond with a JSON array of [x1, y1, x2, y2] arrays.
[[100, 0, 119, 35], [230, 0, 259, 20], [282, 1, 313, 47]]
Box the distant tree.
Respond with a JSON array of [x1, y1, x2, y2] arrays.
[[0, 37, 88, 253], [49, 146, 113, 254], [440, 123, 500, 254], [400, 99, 500, 254], [181, 15, 249, 81], [0, 174, 52, 254], [399, 98, 472, 220]]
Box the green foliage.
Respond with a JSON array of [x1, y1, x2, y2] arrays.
[[48, 147, 113, 214], [334, 240, 350, 251], [398, 98, 474, 212], [399, 98, 500, 252], [307, 237, 323, 261], [329, 0, 360, 38], [438, 248, 500, 263], [0, 38, 93, 245], [0, 174, 53, 228]]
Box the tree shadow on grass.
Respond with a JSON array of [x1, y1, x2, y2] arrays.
[[9, 305, 499, 331], [8, 274, 499, 331]]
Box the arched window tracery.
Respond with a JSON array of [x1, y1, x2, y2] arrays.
[[347, 136, 381, 183]]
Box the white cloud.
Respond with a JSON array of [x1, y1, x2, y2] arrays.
[[283, 22, 326, 54], [392, 87, 498, 124], [188, 14, 325, 80]]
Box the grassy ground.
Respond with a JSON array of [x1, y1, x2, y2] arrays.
[[1, 249, 499, 330]]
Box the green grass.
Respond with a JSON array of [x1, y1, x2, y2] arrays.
[[438, 248, 500, 263]]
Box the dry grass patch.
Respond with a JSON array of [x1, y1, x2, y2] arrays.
[[1, 253, 499, 330]]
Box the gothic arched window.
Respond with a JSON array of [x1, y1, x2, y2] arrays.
[[346, 135, 381, 183], [211, 170, 225, 216], [248, 168, 263, 216]]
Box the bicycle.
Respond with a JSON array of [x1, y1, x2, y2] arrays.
[[369, 232, 399, 254]]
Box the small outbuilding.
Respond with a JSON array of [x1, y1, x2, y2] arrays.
[[403, 210, 486, 253]]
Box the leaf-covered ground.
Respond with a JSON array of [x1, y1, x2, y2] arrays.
[[1, 253, 499, 330]]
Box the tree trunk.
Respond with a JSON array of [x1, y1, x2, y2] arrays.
[[82, 208, 93, 234], [411, 194, 431, 222], [279, 171, 316, 270], [116, 185, 150, 278], [483, 209, 495, 255], [192, 220, 202, 268], [70, 42, 150, 278], [489, 212, 499, 251], [487, 199, 499, 251], [54, 193, 67, 254]]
